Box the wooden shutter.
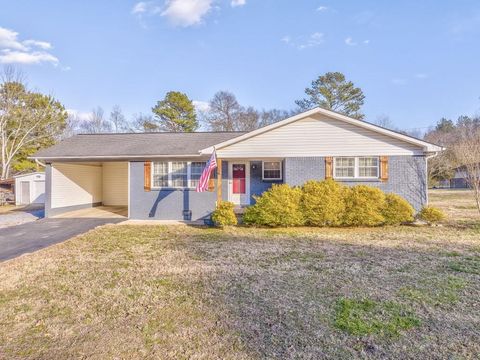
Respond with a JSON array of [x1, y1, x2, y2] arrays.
[[380, 156, 389, 181], [144, 161, 151, 191], [325, 157, 333, 179]]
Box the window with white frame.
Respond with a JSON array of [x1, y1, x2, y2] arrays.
[[171, 162, 188, 187], [358, 157, 379, 178], [263, 161, 282, 180], [334, 157, 379, 179], [190, 162, 206, 188], [334, 157, 355, 178], [152, 161, 207, 188], [153, 162, 169, 187]]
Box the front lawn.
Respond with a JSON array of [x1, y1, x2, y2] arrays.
[[0, 192, 479, 359]]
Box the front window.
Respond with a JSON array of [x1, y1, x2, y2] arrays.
[[358, 157, 379, 178], [153, 162, 169, 187], [152, 161, 208, 188], [171, 162, 188, 187], [263, 161, 282, 180], [190, 162, 206, 188], [334, 157, 379, 179], [334, 157, 355, 178]]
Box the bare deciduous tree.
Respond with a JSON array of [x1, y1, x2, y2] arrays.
[[79, 107, 112, 134], [129, 113, 157, 132], [451, 125, 480, 213], [110, 105, 128, 133], [204, 91, 242, 131]]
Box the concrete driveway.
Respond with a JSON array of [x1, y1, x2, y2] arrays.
[[0, 218, 123, 262], [0, 204, 44, 229]]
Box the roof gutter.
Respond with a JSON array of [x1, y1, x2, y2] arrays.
[[28, 154, 205, 161]]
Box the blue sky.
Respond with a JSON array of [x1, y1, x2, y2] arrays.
[[1, 0, 479, 131]]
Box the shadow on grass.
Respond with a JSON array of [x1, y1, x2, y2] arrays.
[[176, 226, 480, 359]]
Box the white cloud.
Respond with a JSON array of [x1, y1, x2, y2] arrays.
[[132, 1, 148, 14], [316, 6, 328, 11], [363, 39, 370, 45], [0, 49, 58, 65], [23, 39, 52, 50], [298, 32, 324, 49], [161, 0, 213, 27], [415, 73, 428, 79], [345, 37, 357, 46], [67, 109, 91, 122], [0, 27, 27, 51], [231, 0, 246, 7], [193, 100, 210, 112], [282, 33, 325, 50], [0, 26, 59, 66]]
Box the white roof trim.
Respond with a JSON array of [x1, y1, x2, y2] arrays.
[[13, 171, 45, 178], [29, 154, 205, 161], [200, 107, 444, 154]]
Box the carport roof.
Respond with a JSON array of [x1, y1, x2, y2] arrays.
[[32, 132, 245, 160]]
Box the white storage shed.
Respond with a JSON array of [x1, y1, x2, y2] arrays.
[[14, 172, 46, 205]]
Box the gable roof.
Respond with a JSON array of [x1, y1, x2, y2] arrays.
[[32, 132, 245, 160], [200, 107, 444, 154]]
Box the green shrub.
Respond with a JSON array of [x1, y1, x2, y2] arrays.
[[243, 184, 304, 227], [382, 193, 415, 225], [342, 185, 386, 226], [418, 206, 445, 224], [211, 201, 237, 227], [301, 179, 347, 226]]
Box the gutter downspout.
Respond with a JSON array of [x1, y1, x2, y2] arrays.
[[35, 159, 46, 168], [425, 151, 440, 205]]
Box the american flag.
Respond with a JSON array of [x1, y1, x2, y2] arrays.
[[195, 150, 217, 192]]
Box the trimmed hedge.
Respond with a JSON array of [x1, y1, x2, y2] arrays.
[[243, 184, 304, 227], [342, 185, 386, 227], [243, 180, 417, 228], [382, 193, 415, 225], [211, 201, 237, 227], [301, 179, 347, 226], [418, 206, 445, 224]]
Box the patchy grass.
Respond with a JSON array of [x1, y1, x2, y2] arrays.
[[334, 298, 420, 337], [0, 224, 479, 359], [399, 276, 468, 306], [0, 190, 479, 358], [447, 255, 480, 275]]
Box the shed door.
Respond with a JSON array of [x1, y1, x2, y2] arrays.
[[20, 181, 30, 205]]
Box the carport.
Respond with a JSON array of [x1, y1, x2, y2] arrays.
[[45, 161, 129, 218]]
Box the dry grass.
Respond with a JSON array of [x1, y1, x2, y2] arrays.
[[429, 189, 480, 222], [0, 192, 479, 359]]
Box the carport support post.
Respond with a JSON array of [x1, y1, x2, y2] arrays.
[[216, 158, 222, 205]]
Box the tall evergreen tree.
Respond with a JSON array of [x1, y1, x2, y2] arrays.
[[296, 72, 365, 120], [152, 91, 198, 132]]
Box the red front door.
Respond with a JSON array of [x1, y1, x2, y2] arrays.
[[232, 164, 246, 194]]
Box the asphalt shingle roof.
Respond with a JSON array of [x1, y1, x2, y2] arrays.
[[32, 132, 245, 159]]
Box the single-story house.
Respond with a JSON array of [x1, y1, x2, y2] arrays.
[[14, 172, 46, 205], [32, 107, 443, 220]]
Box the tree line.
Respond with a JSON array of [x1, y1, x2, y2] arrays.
[[65, 71, 366, 135]]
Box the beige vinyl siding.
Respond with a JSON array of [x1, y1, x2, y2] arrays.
[[51, 163, 102, 208], [217, 115, 423, 158], [102, 162, 128, 206]]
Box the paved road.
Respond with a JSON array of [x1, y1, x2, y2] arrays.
[[0, 218, 123, 262]]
